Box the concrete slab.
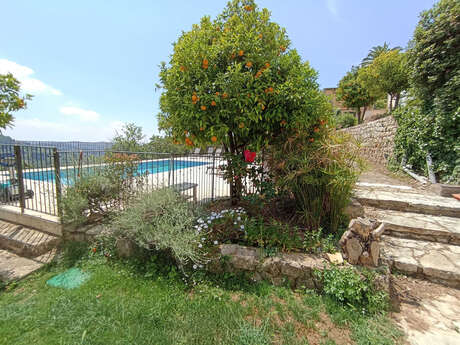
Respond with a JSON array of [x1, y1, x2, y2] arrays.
[[369, 209, 460, 244], [0, 249, 55, 282], [381, 236, 460, 288], [354, 189, 460, 218], [0, 220, 60, 257]]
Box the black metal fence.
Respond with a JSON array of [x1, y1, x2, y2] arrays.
[[0, 144, 262, 218]]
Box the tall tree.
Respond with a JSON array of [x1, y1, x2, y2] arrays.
[[394, 0, 460, 183], [112, 123, 145, 152], [359, 50, 409, 112], [0, 73, 32, 131], [336, 67, 375, 124], [158, 0, 331, 203], [361, 42, 401, 67]]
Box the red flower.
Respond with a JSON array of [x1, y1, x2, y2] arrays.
[[244, 150, 256, 163]]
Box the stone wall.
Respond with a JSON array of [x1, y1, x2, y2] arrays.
[[341, 115, 398, 166], [211, 244, 328, 289]]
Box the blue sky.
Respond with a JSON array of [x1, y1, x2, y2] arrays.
[[1, 0, 436, 142]]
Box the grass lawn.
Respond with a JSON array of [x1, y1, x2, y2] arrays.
[[0, 244, 403, 345]]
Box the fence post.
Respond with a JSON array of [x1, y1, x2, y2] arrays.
[[14, 146, 25, 213], [211, 152, 215, 201], [53, 148, 63, 218]]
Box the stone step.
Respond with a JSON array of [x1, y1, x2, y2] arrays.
[[0, 220, 60, 258], [354, 189, 460, 218], [0, 249, 56, 282], [367, 209, 460, 245], [381, 236, 460, 288]]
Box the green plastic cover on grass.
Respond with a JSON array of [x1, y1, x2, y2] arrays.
[[46, 268, 90, 289]]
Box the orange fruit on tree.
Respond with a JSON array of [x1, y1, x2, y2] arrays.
[[244, 5, 253, 11], [314, 127, 320, 133], [215, 91, 220, 96], [258, 33, 263, 39], [211, 136, 217, 143], [200, 127, 204, 131], [280, 120, 287, 126], [222, 92, 228, 98], [245, 61, 253, 68], [238, 50, 244, 56], [309, 138, 314, 143], [265, 62, 270, 68], [239, 122, 245, 129], [211, 100, 217, 106], [280, 45, 286, 52], [192, 95, 198, 102], [180, 66, 186, 72], [201, 105, 207, 111], [202, 59, 209, 69]]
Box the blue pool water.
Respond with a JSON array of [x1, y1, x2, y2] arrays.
[[23, 160, 208, 185]]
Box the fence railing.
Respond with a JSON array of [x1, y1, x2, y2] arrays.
[[0, 144, 259, 218]]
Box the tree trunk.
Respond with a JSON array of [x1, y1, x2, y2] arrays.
[[394, 93, 400, 110], [228, 130, 243, 206], [389, 94, 394, 113]]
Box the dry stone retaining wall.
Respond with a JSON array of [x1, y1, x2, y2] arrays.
[[341, 116, 397, 166]]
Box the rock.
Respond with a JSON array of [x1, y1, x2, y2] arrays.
[[359, 251, 374, 266], [370, 241, 380, 266], [339, 230, 352, 247], [344, 198, 364, 218], [349, 217, 374, 240], [371, 223, 386, 240], [326, 252, 343, 265], [346, 237, 363, 264], [115, 238, 137, 258]]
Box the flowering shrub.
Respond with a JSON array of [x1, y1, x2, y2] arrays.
[[194, 207, 303, 252]]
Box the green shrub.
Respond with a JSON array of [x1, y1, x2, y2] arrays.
[[110, 188, 205, 266], [336, 113, 357, 129], [268, 130, 363, 234], [395, 0, 460, 183], [62, 154, 146, 227], [243, 217, 302, 251], [315, 266, 388, 314], [303, 228, 336, 254]]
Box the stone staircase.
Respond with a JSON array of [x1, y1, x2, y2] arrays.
[[353, 186, 460, 288], [0, 220, 60, 282]]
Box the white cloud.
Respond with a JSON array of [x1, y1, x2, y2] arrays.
[[0, 59, 62, 96], [8, 118, 123, 141], [326, 0, 339, 18], [60, 106, 101, 122]]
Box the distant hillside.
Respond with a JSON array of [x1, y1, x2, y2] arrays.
[[1, 139, 113, 152]]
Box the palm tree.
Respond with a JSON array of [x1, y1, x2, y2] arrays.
[[361, 42, 401, 67]]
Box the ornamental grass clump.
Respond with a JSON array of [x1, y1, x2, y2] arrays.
[[111, 188, 205, 266], [268, 128, 363, 234]]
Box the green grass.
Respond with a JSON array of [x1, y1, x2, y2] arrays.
[[0, 243, 403, 345]]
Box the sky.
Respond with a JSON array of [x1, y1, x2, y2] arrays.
[[1, 0, 437, 142]]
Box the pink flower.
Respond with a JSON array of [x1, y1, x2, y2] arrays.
[[244, 150, 256, 163]]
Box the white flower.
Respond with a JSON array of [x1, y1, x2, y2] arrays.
[[213, 240, 218, 245], [201, 237, 206, 241], [198, 218, 203, 223], [193, 264, 197, 269], [199, 264, 203, 269], [198, 243, 203, 248], [237, 216, 241, 221], [241, 225, 245, 230]]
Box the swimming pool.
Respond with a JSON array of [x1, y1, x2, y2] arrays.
[[23, 160, 209, 185]]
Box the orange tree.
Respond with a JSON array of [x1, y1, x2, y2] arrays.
[[158, 0, 331, 203]]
